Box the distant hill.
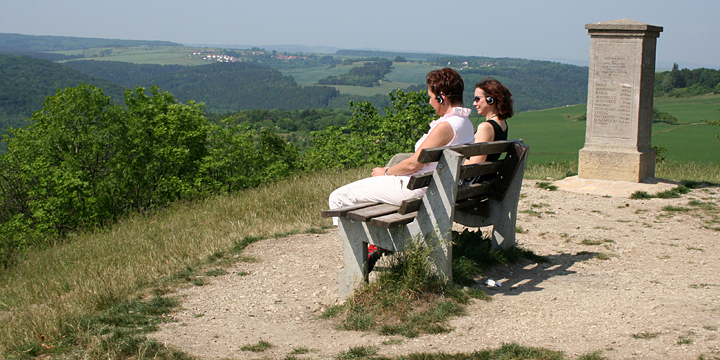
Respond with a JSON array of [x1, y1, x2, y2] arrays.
[[0, 54, 128, 152], [64, 60, 340, 113], [0, 54, 126, 114], [0, 32, 181, 52], [336, 49, 449, 62], [63, 60, 186, 88]]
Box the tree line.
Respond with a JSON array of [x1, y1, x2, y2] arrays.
[[0, 85, 432, 268], [64, 61, 341, 113], [318, 59, 393, 87], [655, 63, 720, 97], [0, 32, 180, 52]]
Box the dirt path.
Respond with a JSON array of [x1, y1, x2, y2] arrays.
[[151, 180, 720, 359]]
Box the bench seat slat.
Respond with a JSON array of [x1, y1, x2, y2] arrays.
[[321, 201, 378, 218], [370, 211, 418, 228], [398, 198, 422, 215], [347, 203, 400, 222]]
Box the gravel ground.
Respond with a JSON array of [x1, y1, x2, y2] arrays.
[[151, 180, 720, 359]]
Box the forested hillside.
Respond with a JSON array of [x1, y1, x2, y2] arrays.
[[63, 60, 187, 88], [329, 51, 590, 112], [64, 60, 340, 113], [0, 32, 180, 51], [453, 58, 588, 112], [318, 59, 393, 86], [0, 54, 127, 152]]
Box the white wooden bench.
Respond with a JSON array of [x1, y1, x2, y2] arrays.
[[322, 140, 529, 299]]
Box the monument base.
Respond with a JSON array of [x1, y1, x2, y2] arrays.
[[579, 148, 655, 182]]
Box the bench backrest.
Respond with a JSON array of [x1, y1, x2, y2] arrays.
[[321, 139, 528, 229], [398, 139, 528, 214]]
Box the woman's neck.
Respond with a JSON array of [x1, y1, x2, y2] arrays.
[[485, 112, 500, 121], [440, 105, 457, 116]]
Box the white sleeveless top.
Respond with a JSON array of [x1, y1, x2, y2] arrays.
[[403, 107, 475, 196]]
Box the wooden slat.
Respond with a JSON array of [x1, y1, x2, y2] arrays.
[[456, 181, 493, 202], [321, 202, 378, 218], [399, 180, 494, 215], [417, 141, 514, 163], [347, 203, 400, 222], [460, 161, 503, 180], [406, 161, 502, 190], [456, 199, 490, 217], [406, 170, 434, 190], [398, 198, 422, 215], [370, 211, 418, 228]]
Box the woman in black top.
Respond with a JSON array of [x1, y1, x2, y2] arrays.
[[466, 77, 514, 164]]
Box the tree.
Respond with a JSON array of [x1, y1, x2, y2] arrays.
[[117, 86, 208, 211], [0, 84, 125, 265], [0, 84, 209, 266], [303, 89, 434, 170]]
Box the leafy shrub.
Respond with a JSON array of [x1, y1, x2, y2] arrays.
[[0, 84, 302, 267], [303, 89, 434, 170]]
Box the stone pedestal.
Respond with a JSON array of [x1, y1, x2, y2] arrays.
[[579, 19, 662, 182]]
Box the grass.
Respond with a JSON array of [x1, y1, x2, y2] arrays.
[[513, 94, 720, 165], [337, 345, 379, 359], [632, 331, 660, 339], [57, 46, 209, 66], [334, 343, 606, 360], [536, 182, 559, 191], [241, 339, 273, 352], [322, 230, 544, 338], [0, 167, 368, 358], [1, 158, 717, 358]]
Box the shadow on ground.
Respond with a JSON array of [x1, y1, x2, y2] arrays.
[[477, 252, 598, 295]]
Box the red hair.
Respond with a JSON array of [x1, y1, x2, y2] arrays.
[[476, 77, 514, 120], [426, 68, 464, 106]]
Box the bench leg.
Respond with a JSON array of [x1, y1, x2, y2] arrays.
[[489, 201, 518, 250], [408, 220, 453, 282], [337, 218, 368, 300]]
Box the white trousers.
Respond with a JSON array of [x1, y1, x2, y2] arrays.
[[328, 175, 421, 226]]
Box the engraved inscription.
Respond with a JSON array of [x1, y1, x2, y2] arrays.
[[590, 41, 637, 139]]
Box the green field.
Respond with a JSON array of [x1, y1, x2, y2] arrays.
[[280, 61, 438, 96], [510, 94, 720, 165], [383, 62, 440, 84], [280, 63, 356, 85], [54, 46, 211, 65]]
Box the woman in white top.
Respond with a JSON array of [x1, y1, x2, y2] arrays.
[[328, 68, 475, 225]]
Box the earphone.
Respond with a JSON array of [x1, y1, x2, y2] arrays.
[[486, 96, 495, 105], [436, 93, 463, 104]]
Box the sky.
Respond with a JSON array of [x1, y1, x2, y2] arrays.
[[1, 0, 719, 69]]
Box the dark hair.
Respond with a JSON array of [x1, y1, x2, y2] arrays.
[[476, 77, 514, 120], [426, 68, 464, 106]]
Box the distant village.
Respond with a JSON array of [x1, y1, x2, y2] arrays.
[[189, 50, 306, 62]]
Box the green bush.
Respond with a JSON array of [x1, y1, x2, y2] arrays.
[[303, 89, 434, 170], [0, 84, 302, 267]]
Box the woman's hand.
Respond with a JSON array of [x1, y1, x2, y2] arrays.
[[372, 167, 388, 177]]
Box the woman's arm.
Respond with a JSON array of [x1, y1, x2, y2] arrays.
[[464, 121, 496, 165], [372, 121, 455, 177]]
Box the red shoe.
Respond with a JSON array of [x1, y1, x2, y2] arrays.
[[368, 244, 378, 258]]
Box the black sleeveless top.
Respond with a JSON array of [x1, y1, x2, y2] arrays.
[[485, 120, 508, 162], [463, 119, 509, 186]]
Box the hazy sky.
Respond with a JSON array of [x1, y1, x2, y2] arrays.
[[1, 0, 718, 69]]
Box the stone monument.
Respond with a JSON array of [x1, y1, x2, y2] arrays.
[[578, 19, 663, 182]]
